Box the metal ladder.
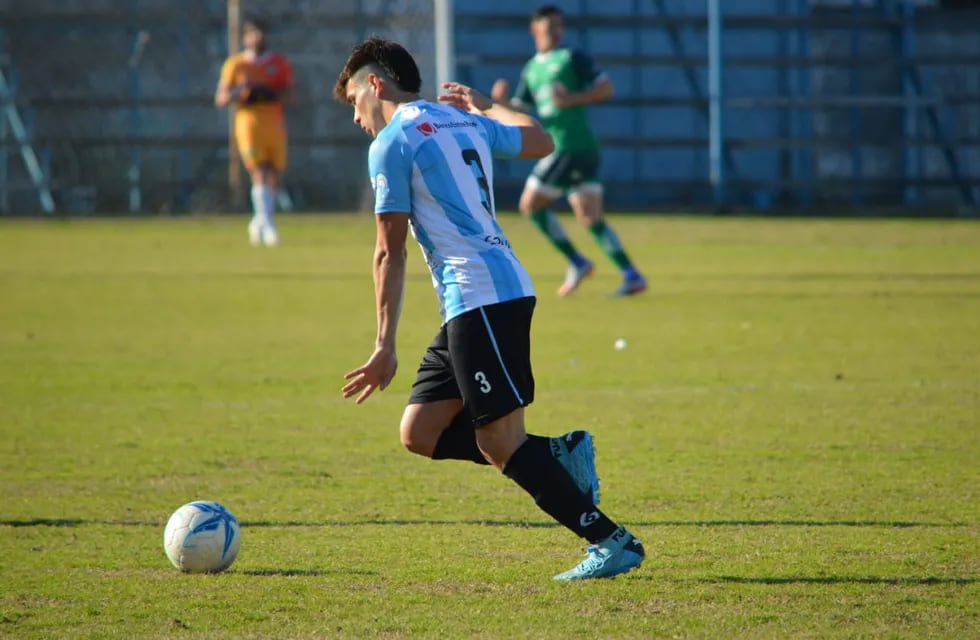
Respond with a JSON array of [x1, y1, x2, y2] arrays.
[[0, 60, 55, 213]]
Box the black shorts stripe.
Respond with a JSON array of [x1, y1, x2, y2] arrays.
[[478, 306, 525, 405]]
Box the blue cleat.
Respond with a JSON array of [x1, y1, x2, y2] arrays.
[[553, 526, 645, 581], [550, 430, 600, 505], [558, 260, 595, 297], [611, 274, 647, 297]]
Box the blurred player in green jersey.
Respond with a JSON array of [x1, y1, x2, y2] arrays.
[[492, 4, 647, 297]]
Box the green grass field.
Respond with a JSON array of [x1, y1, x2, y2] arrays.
[[1, 213, 978, 639]]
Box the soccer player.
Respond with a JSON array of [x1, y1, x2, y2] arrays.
[[215, 18, 294, 247], [335, 36, 645, 580], [491, 4, 647, 297]]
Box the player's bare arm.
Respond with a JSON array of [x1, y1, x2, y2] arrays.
[[214, 83, 254, 107], [490, 78, 512, 104], [342, 212, 409, 404], [439, 82, 554, 159], [214, 81, 233, 108], [551, 76, 614, 109], [489, 78, 533, 114], [215, 56, 240, 108]]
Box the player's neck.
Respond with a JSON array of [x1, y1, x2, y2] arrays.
[[537, 40, 561, 55], [390, 90, 421, 107], [383, 94, 418, 120]]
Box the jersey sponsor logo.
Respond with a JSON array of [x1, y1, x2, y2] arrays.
[[579, 511, 600, 527], [483, 234, 511, 249], [372, 173, 390, 201], [438, 121, 477, 129], [416, 120, 476, 136]]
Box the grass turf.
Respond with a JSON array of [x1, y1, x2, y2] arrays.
[[0, 213, 978, 638]]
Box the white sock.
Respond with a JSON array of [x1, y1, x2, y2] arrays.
[[262, 187, 276, 223], [250, 185, 269, 229]]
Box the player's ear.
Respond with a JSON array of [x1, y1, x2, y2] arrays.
[[368, 73, 384, 98]]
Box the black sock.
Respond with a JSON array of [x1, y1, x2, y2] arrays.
[[503, 437, 618, 543], [431, 412, 490, 465]]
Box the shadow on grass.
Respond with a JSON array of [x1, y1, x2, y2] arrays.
[[240, 518, 968, 529], [0, 517, 969, 528], [0, 518, 85, 527], [242, 568, 377, 577], [710, 575, 977, 586]]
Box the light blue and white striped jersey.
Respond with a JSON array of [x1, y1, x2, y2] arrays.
[[369, 100, 535, 322]]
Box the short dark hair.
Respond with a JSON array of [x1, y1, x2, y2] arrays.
[[532, 5, 563, 21], [334, 36, 422, 101], [243, 17, 268, 33]]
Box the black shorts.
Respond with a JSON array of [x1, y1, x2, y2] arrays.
[[531, 150, 601, 190], [408, 297, 536, 428]]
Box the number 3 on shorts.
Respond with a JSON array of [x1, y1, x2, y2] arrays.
[[474, 371, 492, 394]]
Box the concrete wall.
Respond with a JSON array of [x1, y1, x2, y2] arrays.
[[1, 0, 437, 213]]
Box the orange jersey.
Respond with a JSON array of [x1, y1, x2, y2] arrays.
[[219, 50, 293, 172], [218, 51, 294, 113]]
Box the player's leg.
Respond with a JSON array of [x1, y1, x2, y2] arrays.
[[400, 324, 489, 464], [250, 165, 279, 246], [451, 298, 643, 578], [485, 409, 643, 580], [235, 113, 264, 246], [567, 175, 647, 297], [401, 319, 600, 498], [401, 401, 489, 465], [256, 119, 288, 247], [247, 118, 284, 246], [519, 155, 593, 296]]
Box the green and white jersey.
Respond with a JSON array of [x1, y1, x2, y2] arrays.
[[512, 48, 603, 153]]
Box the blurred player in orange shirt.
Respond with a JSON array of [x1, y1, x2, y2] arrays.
[[215, 18, 294, 246]]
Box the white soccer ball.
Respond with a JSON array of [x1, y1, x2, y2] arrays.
[[163, 501, 241, 573]]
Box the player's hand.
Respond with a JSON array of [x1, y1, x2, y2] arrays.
[[342, 346, 398, 404], [490, 78, 510, 103], [551, 82, 573, 108], [229, 83, 251, 103], [438, 82, 493, 114]]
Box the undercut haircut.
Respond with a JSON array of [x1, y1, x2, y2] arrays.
[[334, 36, 422, 102]]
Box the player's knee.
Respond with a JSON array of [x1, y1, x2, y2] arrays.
[[400, 432, 429, 457], [399, 419, 436, 458], [517, 193, 537, 216]]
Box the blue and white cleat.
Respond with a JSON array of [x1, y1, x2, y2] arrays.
[[553, 526, 645, 581], [551, 430, 600, 505], [558, 260, 595, 297]]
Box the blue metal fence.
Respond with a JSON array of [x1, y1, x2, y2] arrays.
[[0, 0, 977, 214], [456, 0, 979, 213]]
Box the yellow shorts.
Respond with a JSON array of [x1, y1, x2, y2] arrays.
[[234, 106, 287, 173]]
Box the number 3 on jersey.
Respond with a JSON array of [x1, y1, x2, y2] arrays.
[[474, 371, 492, 394], [461, 149, 492, 216]]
